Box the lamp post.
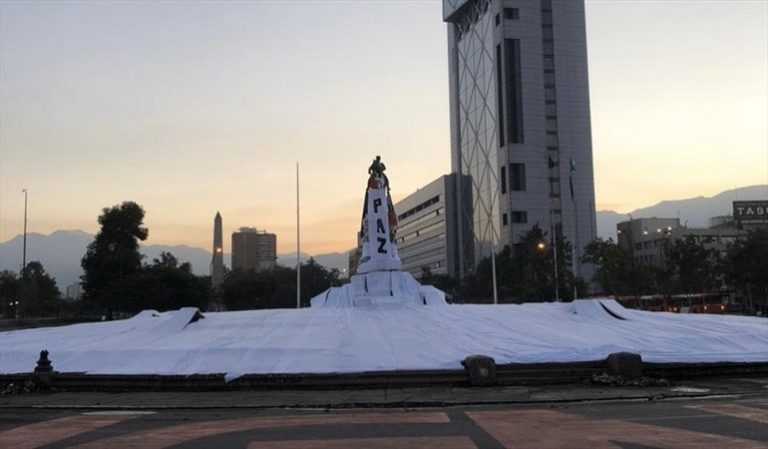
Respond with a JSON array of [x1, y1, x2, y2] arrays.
[[657, 226, 672, 266], [490, 240, 498, 305], [22, 189, 28, 274], [19, 189, 28, 319], [551, 229, 559, 302], [296, 162, 301, 309]]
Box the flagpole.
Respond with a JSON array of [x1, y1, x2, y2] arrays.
[[21, 189, 28, 319], [570, 158, 578, 300], [491, 240, 498, 305], [296, 163, 301, 309], [22, 189, 27, 274]]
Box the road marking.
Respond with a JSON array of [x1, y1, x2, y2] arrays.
[[687, 403, 768, 424], [467, 409, 766, 449], [69, 412, 450, 449], [0, 414, 135, 449], [247, 436, 477, 449]]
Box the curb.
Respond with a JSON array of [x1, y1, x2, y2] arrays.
[[2, 358, 766, 392]]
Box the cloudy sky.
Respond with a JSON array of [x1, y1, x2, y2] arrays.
[[1, 0, 766, 255]]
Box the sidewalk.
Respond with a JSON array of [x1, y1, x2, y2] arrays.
[[3, 377, 766, 410]]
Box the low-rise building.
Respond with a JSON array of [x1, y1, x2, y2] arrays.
[[617, 217, 742, 267]]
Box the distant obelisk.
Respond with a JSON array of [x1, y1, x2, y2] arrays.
[[211, 212, 224, 288]]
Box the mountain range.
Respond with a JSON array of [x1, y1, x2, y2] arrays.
[[1, 185, 765, 290], [594, 184, 767, 240], [0, 231, 348, 292]]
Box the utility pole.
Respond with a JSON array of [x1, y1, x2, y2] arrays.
[[22, 189, 28, 274], [552, 222, 559, 302], [491, 240, 498, 305], [21, 189, 28, 318], [549, 196, 560, 302], [296, 163, 301, 309]]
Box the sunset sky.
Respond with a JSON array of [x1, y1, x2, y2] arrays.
[[1, 0, 766, 255]]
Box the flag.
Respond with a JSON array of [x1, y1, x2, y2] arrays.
[[569, 158, 575, 200]]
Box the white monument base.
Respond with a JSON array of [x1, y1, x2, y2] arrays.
[[310, 271, 447, 309]]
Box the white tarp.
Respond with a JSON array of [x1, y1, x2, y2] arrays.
[[1, 300, 766, 380]]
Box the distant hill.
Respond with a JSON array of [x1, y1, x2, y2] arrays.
[[0, 231, 351, 291], [0, 231, 219, 290], [275, 252, 349, 273], [2, 185, 764, 289], [0, 230, 93, 293], [595, 185, 767, 241]]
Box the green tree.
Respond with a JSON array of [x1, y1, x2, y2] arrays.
[[19, 261, 62, 317], [582, 238, 666, 297], [724, 228, 768, 314], [0, 270, 20, 318], [459, 225, 584, 303], [582, 238, 638, 295], [120, 252, 210, 313], [298, 258, 342, 307], [419, 266, 458, 300], [269, 265, 298, 309], [81, 201, 148, 319], [219, 259, 341, 310], [219, 269, 276, 310], [663, 235, 721, 294]]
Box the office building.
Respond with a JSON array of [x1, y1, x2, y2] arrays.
[[394, 174, 466, 279], [443, 0, 597, 279], [231, 227, 277, 272], [617, 201, 768, 267], [65, 283, 83, 301], [617, 217, 742, 267], [211, 212, 224, 288]]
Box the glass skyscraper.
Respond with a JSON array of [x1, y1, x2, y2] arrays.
[[444, 0, 597, 279]]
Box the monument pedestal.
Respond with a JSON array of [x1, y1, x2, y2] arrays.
[[310, 161, 447, 310], [310, 270, 446, 309]]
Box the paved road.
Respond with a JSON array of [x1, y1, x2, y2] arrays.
[[2, 393, 767, 448]]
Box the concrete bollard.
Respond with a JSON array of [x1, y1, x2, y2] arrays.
[[33, 350, 55, 390], [606, 352, 643, 379], [462, 355, 496, 386], [34, 350, 53, 373]]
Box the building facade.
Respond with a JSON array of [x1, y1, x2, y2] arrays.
[[393, 174, 465, 279], [617, 217, 743, 267], [231, 227, 277, 272], [443, 0, 597, 279], [65, 282, 83, 301]]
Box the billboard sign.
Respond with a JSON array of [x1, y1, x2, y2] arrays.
[[733, 201, 768, 221]]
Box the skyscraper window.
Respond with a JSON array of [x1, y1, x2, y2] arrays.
[[503, 8, 519, 20], [510, 163, 526, 191]]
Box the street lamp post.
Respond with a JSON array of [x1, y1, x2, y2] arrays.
[[657, 226, 672, 266], [551, 227, 560, 303], [22, 189, 28, 274], [20, 189, 28, 319], [626, 214, 638, 305], [296, 162, 301, 309], [491, 240, 498, 305]]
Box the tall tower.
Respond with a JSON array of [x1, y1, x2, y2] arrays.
[[211, 212, 224, 288], [443, 0, 597, 280]]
